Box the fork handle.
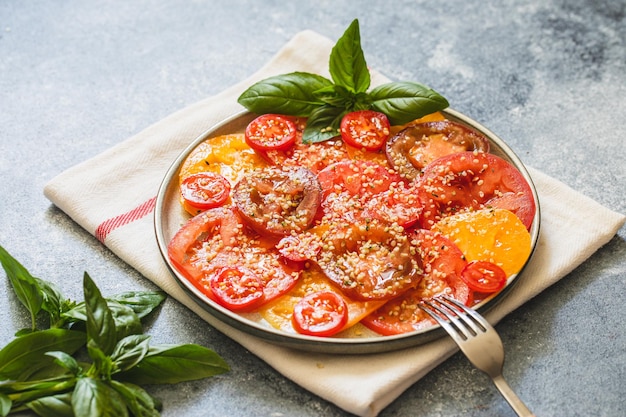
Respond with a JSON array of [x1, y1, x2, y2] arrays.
[[491, 375, 535, 417]]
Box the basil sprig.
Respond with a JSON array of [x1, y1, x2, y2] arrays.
[[238, 19, 450, 143], [0, 244, 229, 417]]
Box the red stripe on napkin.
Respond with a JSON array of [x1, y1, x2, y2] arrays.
[[95, 196, 157, 243]]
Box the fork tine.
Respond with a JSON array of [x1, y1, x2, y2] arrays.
[[420, 300, 467, 342], [440, 295, 489, 332], [421, 296, 481, 340]]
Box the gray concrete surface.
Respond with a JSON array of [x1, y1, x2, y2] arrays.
[[1, 1, 625, 416]]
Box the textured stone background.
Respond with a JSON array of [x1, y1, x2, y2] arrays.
[[1, 1, 624, 416]]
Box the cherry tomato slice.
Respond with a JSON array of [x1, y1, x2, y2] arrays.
[[245, 114, 297, 151], [340, 110, 390, 151], [292, 291, 348, 337], [209, 266, 265, 311], [180, 172, 231, 212], [461, 260, 507, 293]]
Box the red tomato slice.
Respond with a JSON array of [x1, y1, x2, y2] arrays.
[[276, 234, 321, 263], [460, 260, 507, 293], [361, 229, 470, 335], [385, 120, 490, 180], [264, 137, 351, 174], [167, 207, 242, 284], [312, 221, 422, 301], [362, 181, 423, 228], [167, 206, 300, 309], [180, 172, 231, 211], [418, 151, 536, 229], [340, 110, 390, 151], [209, 266, 265, 311], [232, 166, 321, 236], [245, 114, 297, 151], [317, 160, 403, 198], [292, 291, 348, 337]]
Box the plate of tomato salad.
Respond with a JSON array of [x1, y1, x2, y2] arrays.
[[154, 108, 540, 354]]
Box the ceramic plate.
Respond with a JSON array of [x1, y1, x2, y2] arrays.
[[154, 109, 540, 354]]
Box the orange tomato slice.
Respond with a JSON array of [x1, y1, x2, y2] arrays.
[[179, 134, 268, 215], [432, 208, 532, 277]]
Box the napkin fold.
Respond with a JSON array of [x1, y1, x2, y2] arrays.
[[44, 30, 625, 417]]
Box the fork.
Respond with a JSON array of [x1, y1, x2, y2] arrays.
[[420, 296, 535, 417]]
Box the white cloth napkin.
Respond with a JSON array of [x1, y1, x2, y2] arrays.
[[44, 30, 625, 417]]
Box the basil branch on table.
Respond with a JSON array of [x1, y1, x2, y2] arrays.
[[238, 19, 450, 144], [0, 244, 229, 417]]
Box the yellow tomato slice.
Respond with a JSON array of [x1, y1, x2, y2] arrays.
[[258, 268, 386, 334], [180, 133, 268, 185], [178, 134, 268, 215], [432, 208, 532, 276]]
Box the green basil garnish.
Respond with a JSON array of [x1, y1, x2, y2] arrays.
[[237, 19, 449, 143], [0, 244, 228, 416]]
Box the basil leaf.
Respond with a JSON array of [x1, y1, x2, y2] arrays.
[[117, 344, 229, 385], [302, 105, 346, 144], [0, 329, 85, 381], [0, 244, 43, 329], [63, 298, 147, 330], [72, 377, 128, 417], [14, 328, 35, 337], [110, 335, 150, 373], [110, 380, 160, 417], [26, 393, 74, 417], [45, 351, 81, 375], [106, 291, 166, 319], [0, 394, 11, 417], [237, 72, 332, 116], [107, 302, 143, 342], [329, 19, 370, 93], [369, 81, 450, 125], [83, 273, 117, 356]]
